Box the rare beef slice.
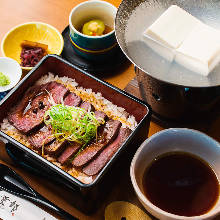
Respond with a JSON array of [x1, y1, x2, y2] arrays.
[[83, 127, 131, 176], [80, 102, 95, 112], [94, 111, 107, 123], [64, 92, 82, 107], [58, 111, 107, 164], [58, 142, 82, 164], [44, 139, 67, 156], [28, 125, 55, 150], [8, 82, 68, 134], [72, 120, 121, 167]]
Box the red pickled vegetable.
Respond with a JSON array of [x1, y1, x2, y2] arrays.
[[20, 41, 48, 67]]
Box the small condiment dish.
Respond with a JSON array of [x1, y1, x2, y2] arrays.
[[0, 57, 22, 92], [69, 0, 117, 61], [1, 22, 64, 72], [130, 128, 220, 220]]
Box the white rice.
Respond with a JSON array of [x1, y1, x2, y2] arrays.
[[36, 73, 137, 130], [0, 73, 137, 184]]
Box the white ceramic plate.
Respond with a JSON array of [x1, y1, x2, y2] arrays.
[[0, 57, 22, 92]]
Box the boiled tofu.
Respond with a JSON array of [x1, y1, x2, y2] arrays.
[[175, 23, 220, 76], [142, 35, 175, 62], [144, 5, 202, 50]]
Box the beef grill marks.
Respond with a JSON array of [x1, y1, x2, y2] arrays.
[[83, 127, 131, 176], [8, 82, 68, 134], [72, 120, 122, 167], [8, 85, 50, 134]]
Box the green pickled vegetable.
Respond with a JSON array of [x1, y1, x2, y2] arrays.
[[82, 19, 105, 36], [44, 104, 104, 144], [0, 72, 10, 86]]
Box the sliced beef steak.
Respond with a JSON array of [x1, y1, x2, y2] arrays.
[[72, 120, 121, 167], [80, 102, 95, 112], [58, 110, 107, 165], [64, 92, 81, 107], [44, 81, 69, 104], [44, 139, 67, 156], [95, 111, 107, 123], [58, 142, 81, 164], [28, 125, 55, 150], [83, 127, 131, 176], [8, 86, 51, 134], [8, 82, 68, 134]]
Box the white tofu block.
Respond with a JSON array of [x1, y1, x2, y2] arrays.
[[142, 34, 175, 62], [144, 5, 202, 49], [175, 23, 220, 76]]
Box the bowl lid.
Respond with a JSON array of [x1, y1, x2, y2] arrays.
[[115, 0, 220, 87]]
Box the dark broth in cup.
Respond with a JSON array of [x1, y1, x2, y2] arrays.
[[142, 152, 219, 217], [102, 24, 113, 35]]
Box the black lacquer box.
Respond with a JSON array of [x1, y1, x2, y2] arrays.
[[0, 55, 151, 213]]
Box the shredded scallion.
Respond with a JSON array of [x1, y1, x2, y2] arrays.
[[44, 104, 103, 145]]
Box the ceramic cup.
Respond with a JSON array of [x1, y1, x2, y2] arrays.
[[69, 0, 117, 61], [130, 128, 220, 220]]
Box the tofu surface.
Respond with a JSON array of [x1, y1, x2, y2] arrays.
[[175, 23, 220, 75], [144, 5, 201, 49], [142, 35, 175, 62]]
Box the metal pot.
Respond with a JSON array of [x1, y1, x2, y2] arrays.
[[115, 0, 220, 122]]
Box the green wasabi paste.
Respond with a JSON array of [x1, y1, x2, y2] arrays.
[[0, 72, 10, 86]]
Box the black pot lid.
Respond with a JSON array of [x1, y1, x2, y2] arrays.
[[115, 0, 220, 87], [61, 26, 129, 74]]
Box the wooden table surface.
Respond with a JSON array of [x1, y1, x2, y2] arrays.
[[0, 0, 219, 219]]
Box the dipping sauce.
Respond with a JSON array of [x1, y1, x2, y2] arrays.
[[143, 152, 219, 217], [102, 24, 113, 35]]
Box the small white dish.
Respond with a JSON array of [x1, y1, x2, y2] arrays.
[[130, 128, 220, 220], [0, 57, 22, 92]]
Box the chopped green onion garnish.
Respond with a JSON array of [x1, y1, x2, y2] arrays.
[[44, 104, 104, 144]]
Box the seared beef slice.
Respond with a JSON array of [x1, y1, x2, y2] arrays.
[[28, 125, 54, 150], [45, 82, 69, 104], [58, 111, 107, 164], [58, 142, 81, 164], [64, 92, 81, 106], [72, 120, 121, 167], [44, 139, 67, 156], [80, 102, 95, 112], [8, 82, 68, 134], [83, 127, 131, 176], [95, 111, 107, 123]]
